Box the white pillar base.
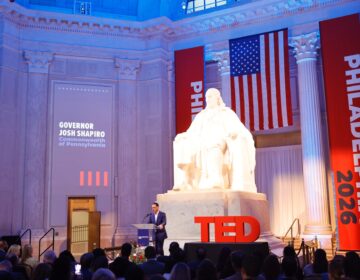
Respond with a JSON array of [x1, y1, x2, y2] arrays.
[[304, 224, 332, 235]]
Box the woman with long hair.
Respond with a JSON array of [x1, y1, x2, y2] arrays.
[[303, 248, 328, 278]]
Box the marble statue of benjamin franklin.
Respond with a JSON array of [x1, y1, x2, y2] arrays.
[[173, 88, 257, 192]]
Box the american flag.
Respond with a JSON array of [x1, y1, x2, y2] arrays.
[[229, 29, 292, 131]]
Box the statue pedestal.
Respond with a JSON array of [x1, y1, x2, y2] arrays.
[[157, 190, 284, 255]]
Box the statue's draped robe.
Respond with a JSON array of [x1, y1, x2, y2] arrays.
[[173, 106, 256, 192]]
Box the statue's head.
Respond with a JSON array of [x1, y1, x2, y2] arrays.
[[205, 88, 225, 109]]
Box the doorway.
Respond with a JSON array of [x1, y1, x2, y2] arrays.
[[67, 197, 100, 256]]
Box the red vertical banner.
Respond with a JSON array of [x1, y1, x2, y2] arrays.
[[175, 46, 205, 134], [320, 14, 360, 250]]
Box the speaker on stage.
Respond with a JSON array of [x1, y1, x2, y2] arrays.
[[1, 235, 21, 248]]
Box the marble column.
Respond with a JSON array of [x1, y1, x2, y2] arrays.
[[114, 58, 140, 241], [22, 50, 53, 233], [211, 50, 232, 107], [289, 32, 332, 235], [167, 60, 175, 186]]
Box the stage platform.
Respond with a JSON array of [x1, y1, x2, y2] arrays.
[[184, 242, 270, 263]]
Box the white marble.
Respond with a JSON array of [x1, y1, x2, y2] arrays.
[[290, 32, 331, 234], [157, 190, 270, 240], [173, 88, 256, 192], [22, 52, 53, 230], [157, 189, 285, 254]]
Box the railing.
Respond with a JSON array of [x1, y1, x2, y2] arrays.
[[296, 236, 319, 267], [282, 218, 301, 246], [38, 228, 55, 261], [16, 228, 32, 245], [71, 225, 88, 243]]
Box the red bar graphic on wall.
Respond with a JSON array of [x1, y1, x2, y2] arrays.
[[87, 171, 93, 186], [80, 171, 85, 187], [175, 46, 205, 134], [320, 14, 360, 250], [96, 171, 100, 187], [103, 171, 109, 187], [79, 170, 109, 187]]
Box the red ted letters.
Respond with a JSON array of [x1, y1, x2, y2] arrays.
[[194, 216, 260, 242]]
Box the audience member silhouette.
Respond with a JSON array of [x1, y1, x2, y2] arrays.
[[328, 256, 344, 280], [139, 246, 165, 277], [49, 254, 72, 280], [283, 246, 302, 280], [343, 251, 360, 279], [158, 242, 180, 274], [196, 259, 218, 280], [216, 246, 234, 279], [91, 268, 116, 280], [42, 250, 57, 266], [91, 256, 109, 272], [6, 253, 28, 280], [31, 263, 52, 280], [168, 262, 190, 280], [187, 247, 206, 279], [121, 243, 132, 259], [303, 249, 328, 278], [2, 240, 357, 280], [281, 256, 298, 280], [168, 242, 180, 256], [117, 242, 137, 277], [58, 250, 76, 271], [0, 258, 28, 280], [20, 244, 38, 279], [125, 264, 145, 280], [241, 254, 262, 280], [261, 254, 280, 280], [109, 257, 128, 278], [223, 251, 244, 280], [92, 248, 106, 259], [6, 245, 21, 259], [80, 252, 94, 280]]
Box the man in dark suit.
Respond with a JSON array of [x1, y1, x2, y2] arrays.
[[147, 202, 167, 256]]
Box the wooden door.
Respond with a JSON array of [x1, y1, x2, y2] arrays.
[[67, 197, 96, 253], [88, 211, 101, 251]]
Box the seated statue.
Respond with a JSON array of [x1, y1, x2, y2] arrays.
[[173, 88, 257, 192]]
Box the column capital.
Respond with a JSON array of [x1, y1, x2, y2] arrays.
[[210, 50, 230, 75], [114, 58, 140, 80], [23, 50, 53, 74], [289, 32, 319, 63]]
